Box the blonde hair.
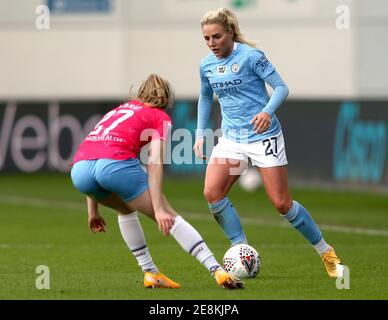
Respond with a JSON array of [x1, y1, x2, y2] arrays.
[[136, 74, 174, 109], [200, 7, 256, 48]]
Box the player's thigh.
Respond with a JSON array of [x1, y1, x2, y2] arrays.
[[205, 158, 246, 198], [205, 158, 246, 186], [99, 187, 171, 221], [98, 193, 136, 215], [206, 137, 248, 194], [126, 189, 155, 220], [259, 165, 292, 211], [127, 191, 177, 221]]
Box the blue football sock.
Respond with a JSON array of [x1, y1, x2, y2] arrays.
[[282, 200, 322, 245], [208, 197, 247, 245]]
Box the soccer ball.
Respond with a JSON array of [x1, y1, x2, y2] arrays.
[[223, 244, 261, 279], [239, 168, 262, 192]]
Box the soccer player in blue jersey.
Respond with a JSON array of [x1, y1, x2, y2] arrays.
[[193, 8, 344, 278]]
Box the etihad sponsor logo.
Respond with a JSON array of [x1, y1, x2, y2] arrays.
[[211, 79, 242, 89]]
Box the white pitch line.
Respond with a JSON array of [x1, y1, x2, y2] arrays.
[[184, 213, 388, 237], [319, 224, 388, 237], [1, 195, 388, 237], [0, 195, 85, 211], [0, 244, 53, 249]]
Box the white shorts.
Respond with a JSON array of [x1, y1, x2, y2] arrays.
[[210, 131, 288, 168]]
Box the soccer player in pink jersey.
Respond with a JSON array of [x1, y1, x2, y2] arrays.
[[70, 74, 243, 289]]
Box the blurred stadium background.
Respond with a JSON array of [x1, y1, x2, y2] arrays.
[[0, 0, 388, 300]]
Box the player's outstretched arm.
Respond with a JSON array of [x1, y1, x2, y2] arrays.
[[147, 139, 175, 236]]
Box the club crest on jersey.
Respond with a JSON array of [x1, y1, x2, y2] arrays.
[[231, 63, 240, 73], [217, 65, 227, 75]]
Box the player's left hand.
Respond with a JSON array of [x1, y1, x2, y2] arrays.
[[250, 112, 271, 134]]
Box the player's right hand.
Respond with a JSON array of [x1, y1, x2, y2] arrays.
[[193, 137, 206, 159], [88, 215, 106, 233], [250, 112, 271, 134], [155, 210, 175, 236]]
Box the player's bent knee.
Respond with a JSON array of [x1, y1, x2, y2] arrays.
[[273, 198, 293, 214], [204, 187, 226, 204]]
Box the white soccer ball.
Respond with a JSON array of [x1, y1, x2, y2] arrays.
[[239, 168, 262, 192], [223, 244, 261, 279]]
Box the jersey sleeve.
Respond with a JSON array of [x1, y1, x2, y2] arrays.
[[262, 70, 289, 115], [250, 49, 275, 79], [197, 64, 214, 137]]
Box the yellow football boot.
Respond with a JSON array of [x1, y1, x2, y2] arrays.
[[214, 268, 245, 289], [321, 247, 344, 278], [144, 272, 181, 289]]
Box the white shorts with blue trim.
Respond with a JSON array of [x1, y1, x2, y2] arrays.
[[210, 130, 288, 168]]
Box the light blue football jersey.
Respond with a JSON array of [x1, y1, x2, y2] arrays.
[[199, 42, 282, 143]]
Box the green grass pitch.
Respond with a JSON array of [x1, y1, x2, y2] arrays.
[[0, 173, 387, 300]]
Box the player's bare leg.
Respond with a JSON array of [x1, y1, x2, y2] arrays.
[[258, 165, 292, 214], [204, 158, 243, 203], [204, 158, 248, 245]]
